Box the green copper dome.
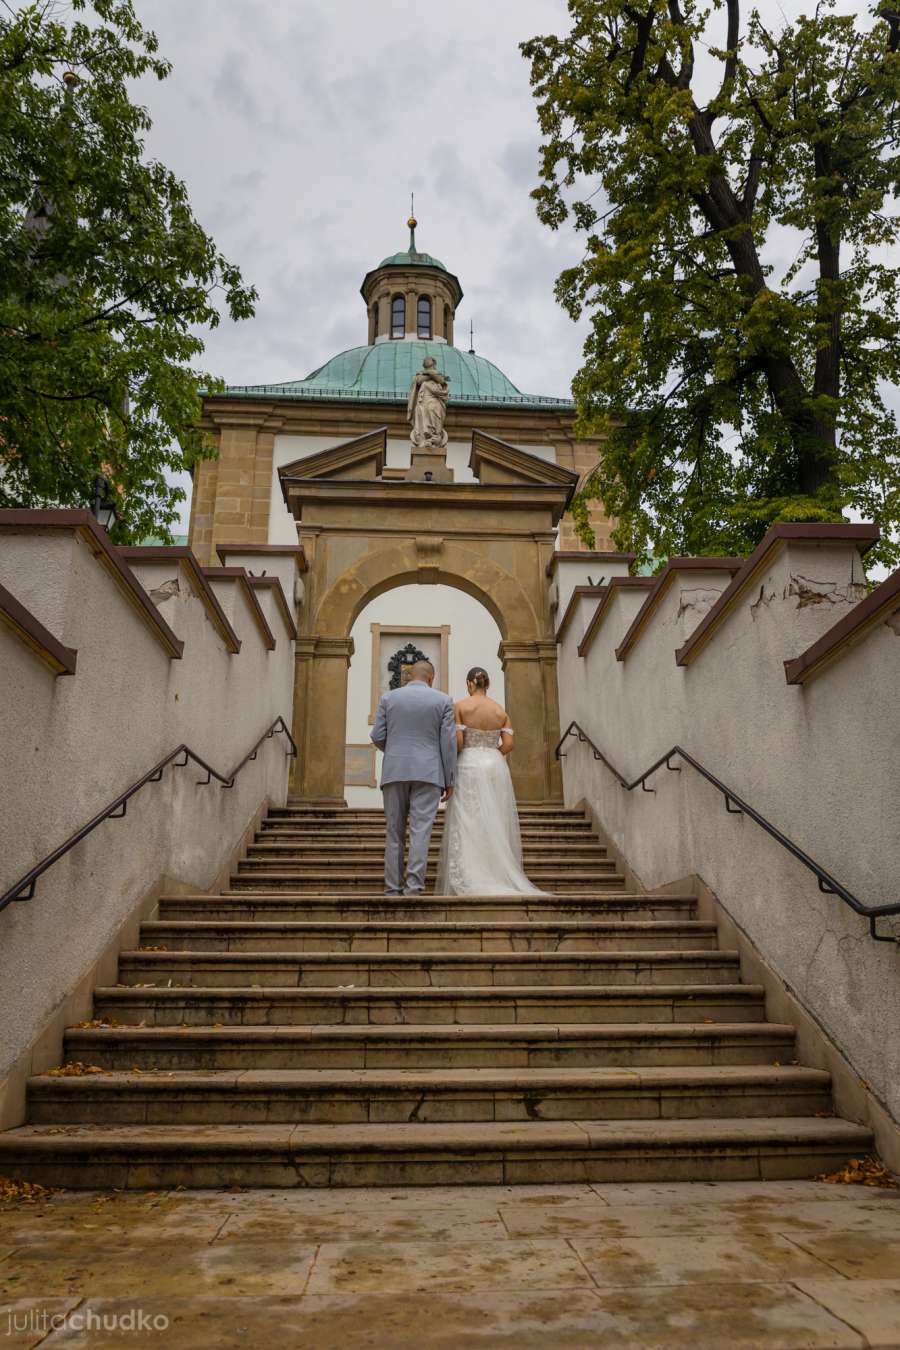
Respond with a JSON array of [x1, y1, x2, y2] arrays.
[[222, 341, 573, 410], [377, 249, 447, 271]]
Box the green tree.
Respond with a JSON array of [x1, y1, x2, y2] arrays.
[[0, 0, 256, 541], [523, 0, 900, 569]]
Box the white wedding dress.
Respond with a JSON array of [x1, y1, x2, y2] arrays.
[[435, 727, 548, 895]]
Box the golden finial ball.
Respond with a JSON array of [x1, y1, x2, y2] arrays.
[[407, 216, 417, 229]]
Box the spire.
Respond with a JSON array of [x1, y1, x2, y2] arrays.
[[468, 319, 475, 354], [407, 193, 417, 254]]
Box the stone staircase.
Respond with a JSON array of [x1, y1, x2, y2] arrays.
[[0, 804, 871, 1187]]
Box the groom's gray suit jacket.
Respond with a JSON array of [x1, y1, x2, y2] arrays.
[[371, 682, 457, 788]]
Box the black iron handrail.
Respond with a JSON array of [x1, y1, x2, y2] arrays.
[[0, 716, 297, 915], [555, 720, 900, 944]]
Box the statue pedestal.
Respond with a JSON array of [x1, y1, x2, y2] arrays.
[[405, 449, 454, 483]]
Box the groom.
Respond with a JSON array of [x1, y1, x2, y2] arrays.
[[371, 660, 457, 897]]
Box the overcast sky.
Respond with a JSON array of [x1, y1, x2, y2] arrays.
[[139, 0, 587, 407]]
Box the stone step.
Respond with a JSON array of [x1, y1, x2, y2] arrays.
[[65, 1021, 797, 1071], [234, 859, 620, 876], [137, 920, 719, 954], [227, 872, 628, 892], [259, 820, 599, 831], [244, 843, 611, 859], [280, 804, 583, 815], [93, 982, 765, 1026], [158, 893, 698, 923], [26, 1065, 833, 1126], [116, 949, 741, 989], [0, 1117, 872, 1189]]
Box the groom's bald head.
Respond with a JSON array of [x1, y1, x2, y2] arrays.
[[407, 660, 434, 685]]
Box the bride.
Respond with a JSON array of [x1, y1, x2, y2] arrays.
[[435, 667, 547, 896]]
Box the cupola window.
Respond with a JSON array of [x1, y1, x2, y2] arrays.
[[443, 304, 451, 339], [417, 295, 432, 340], [372, 304, 379, 339], [391, 294, 405, 339]]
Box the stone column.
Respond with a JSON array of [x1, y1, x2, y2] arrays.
[[499, 640, 564, 804], [188, 458, 219, 565], [406, 289, 417, 336], [290, 635, 355, 804]]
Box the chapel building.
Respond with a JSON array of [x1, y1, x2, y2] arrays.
[[187, 219, 615, 804], [187, 217, 612, 562]]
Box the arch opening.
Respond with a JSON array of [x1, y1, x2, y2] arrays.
[[345, 582, 505, 806]]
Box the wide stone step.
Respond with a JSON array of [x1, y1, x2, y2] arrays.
[[66, 1021, 796, 1071], [26, 1065, 833, 1126], [158, 893, 698, 923], [244, 844, 611, 860], [260, 820, 599, 831], [116, 949, 741, 989], [137, 920, 719, 954], [0, 1117, 872, 1188], [227, 872, 628, 893], [93, 981, 765, 1026]]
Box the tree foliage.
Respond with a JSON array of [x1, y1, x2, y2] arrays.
[[523, 0, 900, 569], [0, 0, 256, 541]]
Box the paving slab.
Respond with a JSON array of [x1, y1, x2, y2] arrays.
[[499, 1195, 900, 1240], [571, 1230, 837, 1286], [0, 1299, 82, 1349], [793, 1278, 900, 1349], [36, 1288, 867, 1349], [0, 1240, 316, 1299], [305, 1237, 591, 1295]]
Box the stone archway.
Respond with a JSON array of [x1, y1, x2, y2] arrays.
[[282, 429, 578, 805]]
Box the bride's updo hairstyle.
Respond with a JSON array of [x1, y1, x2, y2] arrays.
[[466, 667, 490, 691]]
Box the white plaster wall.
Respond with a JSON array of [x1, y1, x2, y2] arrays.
[[345, 583, 505, 807], [0, 530, 295, 1081], [552, 555, 633, 625], [556, 540, 900, 1123]]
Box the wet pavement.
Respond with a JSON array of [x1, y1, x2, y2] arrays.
[[1, 1179, 900, 1346]]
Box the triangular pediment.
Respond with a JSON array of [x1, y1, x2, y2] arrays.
[[469, 430, 579, 494], [279, 427, 387, 485]]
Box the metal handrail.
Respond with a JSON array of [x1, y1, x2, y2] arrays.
[[555, 720, 899, 944], [0, 716, 297, 915]]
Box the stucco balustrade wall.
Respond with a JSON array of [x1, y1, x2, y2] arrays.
[[556, 532, 900, 1127], [0, 519, 295, 1094]]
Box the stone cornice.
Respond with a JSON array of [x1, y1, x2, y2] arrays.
[[469, 430, 580, 496], [279, 427, 388, 493], [283, 477, 576, 528], [198, 394, 602, 450]]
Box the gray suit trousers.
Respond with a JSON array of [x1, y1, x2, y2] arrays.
[[382, 781, 442, 895]]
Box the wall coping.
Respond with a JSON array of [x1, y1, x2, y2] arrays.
[[216, 544, 307, 573], [203, 567, 276, 651], [547, 550, 636, 578], [118, 547, 241, 655], [0, 510, 183, 660], [248, 575, 298, 641], [555, 585, 607, 645], [0, 581, 77, 676], [615, 558, 742, 662], [578, 577, 656, 658], [675, 523, 880, 668], [784, 564, 900, 686]]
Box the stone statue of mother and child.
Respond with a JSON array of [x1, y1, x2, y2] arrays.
[[407, 357, 449, 449]]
